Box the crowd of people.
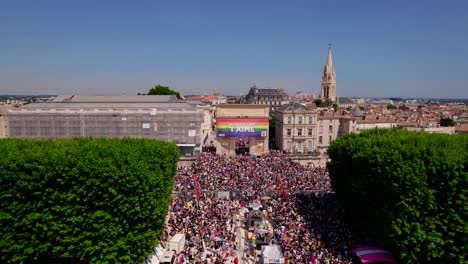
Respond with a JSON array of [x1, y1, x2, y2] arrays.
[[160, 150, 359, 263]]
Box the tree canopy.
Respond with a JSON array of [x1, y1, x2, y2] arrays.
[[327, 129, 468, 264], [440, 117, 454, 127], [387, 104, 397, 109], [323, 99, 333, 107], [0, 138, 179, 263], [333, 103, 339, 112], [144, 84, 181, 99], [314, 99, 324, 107]]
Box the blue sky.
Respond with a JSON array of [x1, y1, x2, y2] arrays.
[[1, 0, 467, 98]]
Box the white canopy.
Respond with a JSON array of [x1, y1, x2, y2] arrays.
[[261, 245, 284, 263]]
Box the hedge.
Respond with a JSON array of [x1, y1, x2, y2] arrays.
[[0, 138, 179, 263], [327, 129, 467, 264]]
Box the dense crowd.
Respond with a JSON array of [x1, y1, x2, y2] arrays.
[[160, 150, 358, 263]]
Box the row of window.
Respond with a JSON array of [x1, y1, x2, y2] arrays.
[[318, 135, 333, 144], [318, 125, 334, 134], [285, 125, 335, 137], [285, 140, 314, 152], [283, 135, 333, 151], [253, 101, 283, 105], [286, 128, 314, 137], [286, 116, 316, 124]]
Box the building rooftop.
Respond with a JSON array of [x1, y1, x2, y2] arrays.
[[247, 86, 289, 97], [350, 107, 365, 117], [337, 97, 354, 104], [276, 103, 313, 112], [14, 102, 201, 110], [51, 95, 177, 103]]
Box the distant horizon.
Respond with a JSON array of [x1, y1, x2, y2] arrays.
[[1, 1, 467, 98], [1, 93, 467, 102]]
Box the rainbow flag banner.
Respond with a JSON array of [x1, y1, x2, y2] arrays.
[[216, 118, 268, 137]]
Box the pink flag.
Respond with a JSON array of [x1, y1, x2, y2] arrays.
[[192, 175, 200, 201]]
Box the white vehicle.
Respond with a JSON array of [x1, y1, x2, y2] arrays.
[[260, 245, 284, 264], [169, 234, 186, 254], [159, 251, 174, 264]]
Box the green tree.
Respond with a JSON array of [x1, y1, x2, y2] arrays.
[[314, 99, 324, 107], [327, 129, 468, 264], [387, 104, 396, 109], [323, 99, 333, 107], [333, 103, 339, 112], [145, 84, 181, 99], [440, 118, 454, 127], [0, 138, 179, 263]]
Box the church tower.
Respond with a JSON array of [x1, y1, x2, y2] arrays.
[[320, 45, 336, 102]]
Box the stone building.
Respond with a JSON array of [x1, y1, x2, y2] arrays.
[[274, 104, 358, 155], [240, 85, 289, 107], [274, 103, 318, 154], [0, 105, 11, 138], [5, 95, 211, 155], [316, 111, 347, 151], [214, 104, 270, 156]]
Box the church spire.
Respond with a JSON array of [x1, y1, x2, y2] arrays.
[[327, 44, 333, 69], [320, 45, 337, 102], [323, 44, 335, 78]]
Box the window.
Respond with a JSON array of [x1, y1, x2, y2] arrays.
[[319, 136, 323, 144], [308, 140, 312, 150], [296, 141, 303, 152], [287, 141, 291, 150], [352, 126, 355, 132], [287, 116, 291, 124], [329, 135, 332, 142], [297, 129, 302, 136], [298, 116, 303, 124], [287, 129, 291, 136], [329, 125, 333, 133], [308, 116, 313, 124], [319, 126, 323, 134], [308, 129, 312, 136]]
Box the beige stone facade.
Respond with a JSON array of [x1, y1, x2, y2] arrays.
[[0, 106, 11, 138], [215, 104, 270, 156], [274, 103, 318, 154], [275, 105, 358, 154], [316, 112, 347, 151]]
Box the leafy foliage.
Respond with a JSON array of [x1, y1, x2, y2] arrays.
[[145, 84, 181, 99], [323, 99, 333, 107], [333, 103, 339, 112], [387, 104, 397, 109], [314, 99, 324, 107], [0, 138, 179, 263], [315, 98, 334, 107], [327, 129, 468, 264], [440, 117, 454, 127]]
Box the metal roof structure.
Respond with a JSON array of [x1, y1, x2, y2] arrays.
[[51, 94, 177, 103]]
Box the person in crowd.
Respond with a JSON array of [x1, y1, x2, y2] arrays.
[[162, 150, 358, 264]]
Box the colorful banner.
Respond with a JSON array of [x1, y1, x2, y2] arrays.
[[216, 118, 268, 138]]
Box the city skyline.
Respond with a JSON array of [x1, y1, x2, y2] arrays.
[[1, 0, 468, 98]]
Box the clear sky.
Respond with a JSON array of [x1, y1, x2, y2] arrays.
[[1, 0, 467, 98]]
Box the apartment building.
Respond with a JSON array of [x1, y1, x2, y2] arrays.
[[274, 103, 318, 154]]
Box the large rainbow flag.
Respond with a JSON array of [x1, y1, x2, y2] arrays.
[[216, 118, 268, 137]]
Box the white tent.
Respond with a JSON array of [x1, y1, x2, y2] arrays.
[[261, 245, 284, 264]]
